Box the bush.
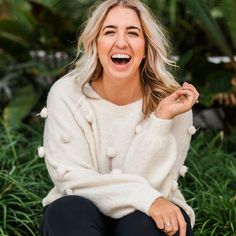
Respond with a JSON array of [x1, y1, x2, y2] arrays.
[[180, 131, 236, 235], [0, 122, 50, 235]]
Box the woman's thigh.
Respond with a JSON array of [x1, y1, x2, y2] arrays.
[[39, 195, 113, 236], [114, 210, 165, 236], [114, 208, 194, 236]]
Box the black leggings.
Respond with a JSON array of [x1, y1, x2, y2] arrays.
[[40, 195, 194, 236]]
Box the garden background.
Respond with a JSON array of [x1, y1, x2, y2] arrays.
[[0, 0, 236, 235]]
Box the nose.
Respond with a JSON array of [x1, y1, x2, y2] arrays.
[[115, 34, 128, 48]]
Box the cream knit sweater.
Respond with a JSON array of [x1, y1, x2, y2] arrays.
[[39, 71, 196, 227]]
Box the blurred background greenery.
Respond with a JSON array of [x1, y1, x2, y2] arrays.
[[0, 0, 235, 235]]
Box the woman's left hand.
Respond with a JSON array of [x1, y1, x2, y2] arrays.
[[149, 197, 187, 236], [155, 82, 199, 119]]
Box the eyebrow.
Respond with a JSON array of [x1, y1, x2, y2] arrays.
[[102, 25, 141, 32]]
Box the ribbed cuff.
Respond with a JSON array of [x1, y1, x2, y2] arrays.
[[147, 113, 173, 136], [132, 185, 163, 216]]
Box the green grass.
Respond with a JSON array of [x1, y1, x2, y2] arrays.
[[0, 122, 235, 235], [180, 132, 236, 236], [0, 122, 51, 236]]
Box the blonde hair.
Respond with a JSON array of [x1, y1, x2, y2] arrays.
[[74, 0, 179, 116]]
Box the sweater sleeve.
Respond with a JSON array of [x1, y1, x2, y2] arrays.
[[123, 114, 176, 182], [42, 82, 162, 218], [123, 111, 192, 196]]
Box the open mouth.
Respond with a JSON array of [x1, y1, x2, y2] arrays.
[[111, 54, 131, 65]]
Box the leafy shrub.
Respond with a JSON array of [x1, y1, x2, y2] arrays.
[[180, 131, 236, 235], [0, 0, 96, 127], [0, 122, 50, 235]]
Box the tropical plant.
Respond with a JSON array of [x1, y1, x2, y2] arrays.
[[156, 0, 236, 108], [0, 0, 96, 127]]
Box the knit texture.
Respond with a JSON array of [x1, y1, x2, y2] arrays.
[[41, 71, 195, 226]]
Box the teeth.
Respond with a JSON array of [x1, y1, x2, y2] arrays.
[[111, 54, 131, 59]]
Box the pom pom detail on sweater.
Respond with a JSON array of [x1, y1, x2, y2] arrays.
[[85, 113, 93, 123], [106, 146, 117, 158], [187, 126, 197, 135], [110, 169, 123, 175], [38, 146, 46, 158], [179, 165, 188, 177], [61, 134, 71, 143], [38, 107, 48, 118]]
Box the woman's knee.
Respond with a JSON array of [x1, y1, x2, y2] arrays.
[[44, 195, 105, 225], [40, 195, 106, 236], [114, 210, 165, 236], [46, 195, 100, 218], [114, 209, 193, 236]]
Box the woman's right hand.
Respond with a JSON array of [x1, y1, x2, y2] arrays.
[[148, 197, 187, 236], [155, 82, 199, 120]]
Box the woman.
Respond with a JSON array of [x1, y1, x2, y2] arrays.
[[39, 0, 199, 235]]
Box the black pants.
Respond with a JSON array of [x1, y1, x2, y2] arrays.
[[40, 195, 194, 236]]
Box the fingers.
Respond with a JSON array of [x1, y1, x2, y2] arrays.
[[155, 82, 200, 119], [182, 82, 199, 103], [162, 217, 174, 235], [154, 215, 165, 231], [162, 212, 181, 236], [162, 212, 186, 236], [149, 198, 187, 236], [182, 82, 198, 94], [153, 215, 174, 235], [176, 211, 187, 236], [169, 215, 179, 235], [174, 83, 199, 108], [174, 89, 195, 107]]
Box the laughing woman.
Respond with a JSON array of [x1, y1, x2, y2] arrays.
[[39, 0, 199, 235]]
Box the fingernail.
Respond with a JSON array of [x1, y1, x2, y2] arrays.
[[183, 82, 188, 86]]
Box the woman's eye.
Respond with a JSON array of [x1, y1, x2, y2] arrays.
[[104, 31, 115, 35], [128, 32, 139, 36]]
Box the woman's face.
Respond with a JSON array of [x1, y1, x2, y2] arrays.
[[97, 6, 145, 82]]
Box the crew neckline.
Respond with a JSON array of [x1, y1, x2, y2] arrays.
[[84, 82, 143, 110]]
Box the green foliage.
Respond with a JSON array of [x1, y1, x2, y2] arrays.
[[3, 85, 42, 127], [152, 0, 236, 108], [1, 0, 236, 125], [0, 122, 51, 235], [180, 131, 236, 235], [184, 0, 233, 58], [0, 122, 235, 235], [220, 0, 236, 50], [0, 0, 97, 127]]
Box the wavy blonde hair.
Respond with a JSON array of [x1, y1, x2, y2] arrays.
[[74, 0, 179, 116]]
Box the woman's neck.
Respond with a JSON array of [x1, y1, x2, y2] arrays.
[[92, 76, 143, 106]]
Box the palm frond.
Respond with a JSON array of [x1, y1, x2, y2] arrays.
[[30, 0, 96, 20], [184, 0, 233, 57], [220, 0, 236, 50]]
